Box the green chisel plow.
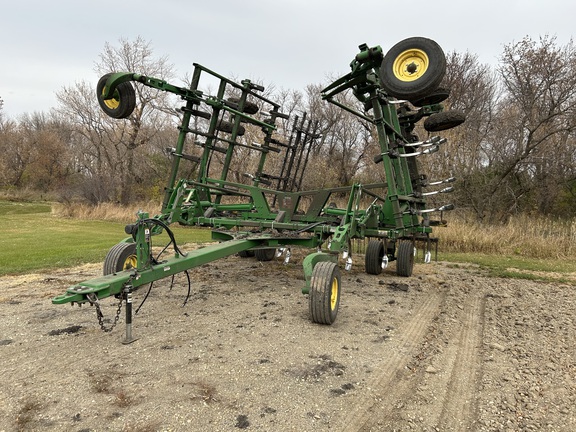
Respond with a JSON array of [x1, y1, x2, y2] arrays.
[[52, 37, 464, 342]]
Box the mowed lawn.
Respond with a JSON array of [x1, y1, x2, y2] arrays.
[[0, 201, 211, 276]]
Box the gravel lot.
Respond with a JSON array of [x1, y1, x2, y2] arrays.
[[1, 247, 575, 431]]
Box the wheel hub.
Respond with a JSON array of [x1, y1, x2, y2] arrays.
[[393, 49, 429, 82], [102, 88, 120, 109], [123, 254, 137, 270], [330, 277, 339, 311]]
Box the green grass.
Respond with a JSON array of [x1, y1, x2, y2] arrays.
[[4, 201, 576, 285], [440, 252, 576, 283], [0, 200, 52, 216], [0, 201, 212, 275]]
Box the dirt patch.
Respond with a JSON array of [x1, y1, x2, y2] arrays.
[[1, 249, 575, 431]]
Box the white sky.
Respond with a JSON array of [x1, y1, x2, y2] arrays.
[[1, 0, 574, 118]]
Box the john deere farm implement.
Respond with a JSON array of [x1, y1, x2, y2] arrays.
[[52, 37, 465, 342]]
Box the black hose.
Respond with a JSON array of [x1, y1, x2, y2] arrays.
[[182, 270, 191, 307], [140, 218, 187, 257], [135, 282, 154, 314]]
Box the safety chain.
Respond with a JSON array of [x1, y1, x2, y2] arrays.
[[86, 293, 123, 333]]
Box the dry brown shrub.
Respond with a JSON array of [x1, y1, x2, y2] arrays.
[[52, 201, 161, 222], [436, 212, 576, 259]]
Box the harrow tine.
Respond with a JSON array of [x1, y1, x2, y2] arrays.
[[422, 186, 455, 196], [403, 136, 445, 147], [427, 176, 456, 186], [412, 203, 455, 214], [399, 145, 440, 158]]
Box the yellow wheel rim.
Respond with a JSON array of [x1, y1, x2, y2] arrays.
[[392, 48, 429, 82], [123, 254, 137, 270], [102, 87, 120, 110], [330, 277, 339, 311]]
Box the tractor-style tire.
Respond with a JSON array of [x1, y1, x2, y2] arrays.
[[365, 239, 385, 275], [380, 37, 446, 103], [396, 241, 415, 277], [96, 73, 136, 119], [254, 248, 276, 262], [238, 250, 255, 258], [411, 87, 450, 107], [309, 261, 341, 325], [424, 110, 466, 132], [103, 242, 137, 275]]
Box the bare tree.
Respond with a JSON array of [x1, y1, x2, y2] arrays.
[[420, 51, 501, 221], [56, 36, 177, 204], [0, 118, 30, 187], [0, 112, 74, 192], [421, 38, 576, 221], [492, 36, 576, 218], [300, 83, 374, 188]]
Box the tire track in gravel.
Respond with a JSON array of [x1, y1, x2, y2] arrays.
[[340, 290, 443, 432], [432, 289, 485, 431]]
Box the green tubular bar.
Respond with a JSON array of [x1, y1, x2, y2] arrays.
[[52, 238, 264, 305]]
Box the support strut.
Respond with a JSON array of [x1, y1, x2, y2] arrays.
[[122, 284, 138, 345]]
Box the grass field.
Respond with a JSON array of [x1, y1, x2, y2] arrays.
[[1, 201, 211, 276], [2, 201, 576, 283]]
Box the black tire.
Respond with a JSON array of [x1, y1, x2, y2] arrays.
[[365, 240, 385, 275], [227, 97, 259, 115], [96, 73, 136, 119], [238, 250, 255, 258], [380, 37, 446, 103], [190, 109, 211, 120], [424, 110, 466, 132], [309, 261, 341, 325], [103, 242, 137, 275], [396, 241, 415, 277], [217, 120, 246, 136], [411, 87, 450, 107], [254, 248, 276, 261]]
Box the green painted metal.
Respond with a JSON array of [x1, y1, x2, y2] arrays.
[[52, 237, 265, 304], [53, 40, 453, 329], [301, 252, 338, 294]]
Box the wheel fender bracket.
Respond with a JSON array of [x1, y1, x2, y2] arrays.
[[302, 252, 338, 294]]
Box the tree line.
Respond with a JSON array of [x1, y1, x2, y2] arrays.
[[1, 35, 575, 223]]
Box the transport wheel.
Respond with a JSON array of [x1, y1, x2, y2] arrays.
[[365, 239, 385, 275], [396, 240, 415, 277], [411, 87, 450, 107], [238, 250, 255, 258], [380, 37, 446, 103], [424, 110, 466, 132], [96, 73, 136, 119], [103, 242, 137, 275], [309, 261, 341, 325], [254, 248, 276, 261]]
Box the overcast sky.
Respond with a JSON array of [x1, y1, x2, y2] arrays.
[[1, 0, 574, 119]]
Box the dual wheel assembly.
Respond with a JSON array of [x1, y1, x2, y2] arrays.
[[364, 239, 415, 277], [379, 36, 465, 131], [308, 238, 417, 326]]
